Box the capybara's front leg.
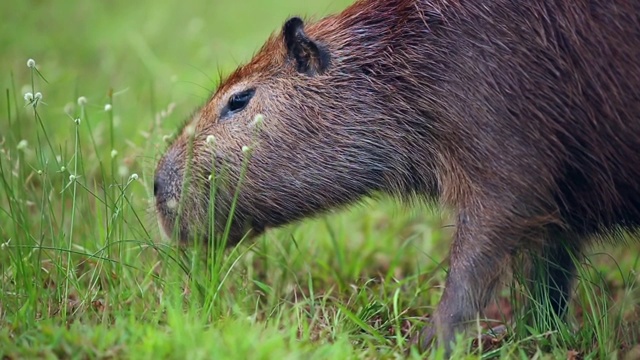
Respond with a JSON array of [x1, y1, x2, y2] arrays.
[[415, 209, 516, 357]]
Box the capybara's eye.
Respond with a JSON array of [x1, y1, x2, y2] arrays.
[[221, 88, 256, 118]]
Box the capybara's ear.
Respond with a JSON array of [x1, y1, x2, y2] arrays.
[[282, 17, 331, 76]]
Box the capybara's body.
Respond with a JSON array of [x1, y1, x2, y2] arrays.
[[154, 0, 640, 355]]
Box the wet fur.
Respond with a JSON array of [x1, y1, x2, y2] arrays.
[[155, 0, 640, 356]]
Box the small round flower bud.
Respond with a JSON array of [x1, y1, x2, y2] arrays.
[[64, 102, 75, 115], [77, 96, 87, 106], [16, 139, 28, 150], [24, 92, 33, 102], [110, 149, 118, 158], [118, 165, 129, 177], [104, 104, 112, 111], [251, 114, 264, 127], [27, 59, 36, 68]]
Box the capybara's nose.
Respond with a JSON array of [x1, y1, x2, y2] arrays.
[[153, 165, 170, 200], [153, 147, 182, 204]]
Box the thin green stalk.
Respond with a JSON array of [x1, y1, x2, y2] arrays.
[[62, 111, 81, 321]]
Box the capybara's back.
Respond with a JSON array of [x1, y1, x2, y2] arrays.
[[154, 0, 640, 355]]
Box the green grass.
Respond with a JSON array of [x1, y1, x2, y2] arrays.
[[1, 0, 640, 359]]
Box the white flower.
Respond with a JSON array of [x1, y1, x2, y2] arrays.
[[77, 96, 87, 106], [129, 173, 139, 181], [166, 199, 177, 209], [241, 145, 251, 153], [104, 104, 112, 111], [69, 174, 77, 182], [37, 170, 43, 175], [74, 118, 81, 125], [64, 102, 75, 115], [110, 149, 118, 158], [24, 92, 33, 102], [0, 238, 11, 250], [206, 135, 216, 146], [16, 139, 28, 150], [250, 114, 264, 128], [27, 59, 36, 68], [118, 165, 129, 177], [185, 125, 195, 137]]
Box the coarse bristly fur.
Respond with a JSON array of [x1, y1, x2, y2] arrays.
[[154, 0, 640, 356]]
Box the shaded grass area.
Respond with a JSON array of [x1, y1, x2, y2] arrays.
[[1, 0, 639, 358]]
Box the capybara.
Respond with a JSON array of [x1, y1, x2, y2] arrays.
[[154, 0, 640, 355]]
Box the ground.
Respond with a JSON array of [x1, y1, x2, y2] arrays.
[[1, 0, 639, 359]]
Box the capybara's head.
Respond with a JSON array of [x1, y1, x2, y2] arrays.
[[154, 16, 423, 246]]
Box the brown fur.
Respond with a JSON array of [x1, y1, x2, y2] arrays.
[[154, 0, 640, 356]]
